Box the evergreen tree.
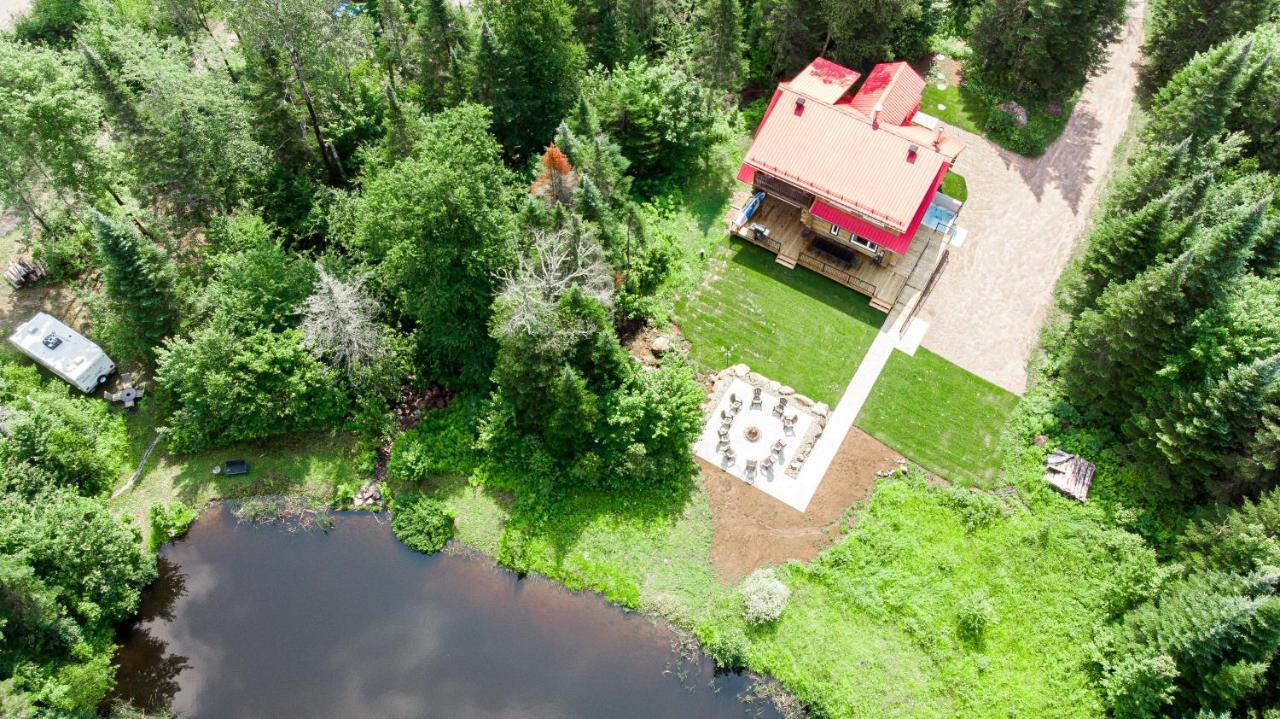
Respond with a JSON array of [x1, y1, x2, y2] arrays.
[[481, 0, 586, 159], [969, 0, 1128, 101], [1145, 39, 1256, 147], [92, 212, 180, 357], [760, 0, 825, 80], [692, 0, 747, 93], [1070, 192, 1179, 313], [1142, 0, 1280, 91], [574, 0, 628, 69], [1146, 25, 1280, 170], [78, 23, 270, 229], [1139, 353, 1280, 498], [1096, 571, 1280, 719], [415, 0, 471, 111], [824, 0, 935, 70]]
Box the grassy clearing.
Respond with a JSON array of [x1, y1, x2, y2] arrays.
[[675, 239, 885, 404], [920, 65, 1071, 158], [856, 348, 1020, 485], [109, 404, 361, 541], [750, 471, 1142, 719], [940, 170, 968, 202]]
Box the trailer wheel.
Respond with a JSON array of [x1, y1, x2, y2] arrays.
[[96, 374, 109, 386]]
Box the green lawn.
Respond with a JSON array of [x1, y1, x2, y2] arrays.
[[109, 404, 362, 540], [856, 348, 1020, 485], [675, 239, 885, 405], [940, 170, 969, 203]]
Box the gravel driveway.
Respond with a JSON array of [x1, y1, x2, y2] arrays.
[[917, 0, 1147, 394]]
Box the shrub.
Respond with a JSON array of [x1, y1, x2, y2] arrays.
[[699, 620, 750, 669], [956, 589, 997, 643], [741, 567, 791, 624], [386, 398, 483, 484], [147, 500, 197, 551], [391, 497, 455, 554]]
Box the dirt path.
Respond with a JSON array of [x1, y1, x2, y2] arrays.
[[917, 0, 1146, 394], [705, 427, 904, 581], [0, 0, 28, 29]]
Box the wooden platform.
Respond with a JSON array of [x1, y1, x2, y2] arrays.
[[729, 196, 951, 314]]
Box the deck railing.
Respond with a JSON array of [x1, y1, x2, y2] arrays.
[[797, 252, 877, 295]]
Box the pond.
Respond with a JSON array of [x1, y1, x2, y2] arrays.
[[110, 506, 782, 719]]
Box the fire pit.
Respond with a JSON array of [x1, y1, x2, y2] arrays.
[[743, 426, 762, 443]]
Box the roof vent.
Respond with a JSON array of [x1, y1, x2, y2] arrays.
[[908, 144, 920, 155], [871, 102, 884, 127], [796, 97, 806, 107]]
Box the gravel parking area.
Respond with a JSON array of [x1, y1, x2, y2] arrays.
[[917, 0, 1146, 394]]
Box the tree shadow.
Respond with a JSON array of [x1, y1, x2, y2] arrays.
[[103, 557, 191, 715], [162, 431, 357, 506], [726, 240, 886, 330], [1017, 104, 1103, 213]]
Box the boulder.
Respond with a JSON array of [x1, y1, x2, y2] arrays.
[[792, 394, 813, 408], [748, 371, 766, 385], [651, 335, 672, 354], [997, 101, 1029, 127], [731, 364, 750, 377], [812, 402, 830, 417], [779, 385, 795, 396], [767, 380, 782, 393]]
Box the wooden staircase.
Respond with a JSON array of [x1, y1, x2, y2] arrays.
[[775, 253, 798, 269]]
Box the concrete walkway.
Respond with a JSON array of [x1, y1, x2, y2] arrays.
[[790, 309, 913, 510], [916, 0, 1147, 394]]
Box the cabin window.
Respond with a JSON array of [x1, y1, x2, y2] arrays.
[[828, 223, 840, 237], [849, 235, 880, 253]]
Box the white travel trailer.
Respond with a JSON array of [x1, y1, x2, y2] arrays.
[[8, 313, 116, 393]]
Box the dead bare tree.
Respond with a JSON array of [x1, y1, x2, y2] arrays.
[[297, 263, 385, 376], [494, 227, 614, 347]]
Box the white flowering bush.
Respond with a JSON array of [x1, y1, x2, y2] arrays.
[[741, 568, 791, 624]]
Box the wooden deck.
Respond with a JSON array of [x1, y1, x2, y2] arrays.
[[729, 196, 951, 314]]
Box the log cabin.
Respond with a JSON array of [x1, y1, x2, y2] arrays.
[[730, 57, 966, 313]]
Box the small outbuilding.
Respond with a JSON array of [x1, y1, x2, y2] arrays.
[[1043, 449, 1095, 502]]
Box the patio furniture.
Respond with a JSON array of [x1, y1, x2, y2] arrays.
[[751, 387, 762, 409], [730, 393, 743, 410], [745, 459, 757, 476], [222, 459, 249, 476], [718, 424, 730, 439], [772, 439, 786, 454], [761, 456, 774, 474], [723, 447, 736, 465], [720, 408, 732, 420], [784, 414, 798, 427]]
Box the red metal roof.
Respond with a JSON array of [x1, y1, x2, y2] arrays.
[[847, 62, 925, 127], [738, 57, 963, 237], [786, 57, 862, 105], [743, 86, 947, 232], [810, 163, 948, 255], [735, 163, 757, 184]]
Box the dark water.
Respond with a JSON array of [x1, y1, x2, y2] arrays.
[[110, 506, 780, 719]]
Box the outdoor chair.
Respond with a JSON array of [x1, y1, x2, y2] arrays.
[[772, 403, 785, 418], [745, 459, 757, 476], [772, 439, 786, 454], [718, 424, 730, 439], [723, 447, 736, 464], [751, 387, 763, 410], [784, 414, 798, 427], [761, 455, 774, 470]]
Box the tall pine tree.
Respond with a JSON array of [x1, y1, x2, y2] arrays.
[[92, 211, 180, 357], [1142, 0, 1280, 91], [692, 0, 747, 93], [481, 0, 586, 160]]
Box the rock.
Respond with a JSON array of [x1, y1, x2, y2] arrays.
[[779, 385, 795, 396], [731, 364, 750, 377], [748, 371, 766, 385], [792, 394, 813, 408], [767, 380, 782, 393], [651, 336, 672, 354], [997, 101, 1029, 127], [812, 402, 830, 417], [1033, 434, 1049, 446], [1044, 103, 1063, 117]]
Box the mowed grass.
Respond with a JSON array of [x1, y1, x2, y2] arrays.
[[856, 348, 1019, 485], [675, 239, 885, 404]]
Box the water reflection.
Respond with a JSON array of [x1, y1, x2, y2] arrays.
[[109, 506, 780, 719]]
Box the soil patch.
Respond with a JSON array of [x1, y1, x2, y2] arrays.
[[704, 426, 904, 582]]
